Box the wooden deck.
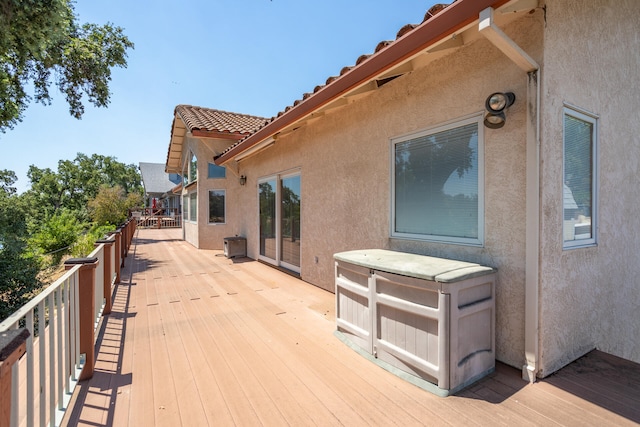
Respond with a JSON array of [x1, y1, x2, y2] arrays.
[[62, 228, 640, 426]]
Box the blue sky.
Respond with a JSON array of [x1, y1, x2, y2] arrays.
[[1, 0, 432, 193]]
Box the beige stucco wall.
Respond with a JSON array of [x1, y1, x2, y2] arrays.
[[180, 134, 246, 250], [233, 12, 544, 369], [538, 0, 640, 375]]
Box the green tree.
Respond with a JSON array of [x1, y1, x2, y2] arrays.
[[29, 208, 82, 265], [0, 0, 134, 132], [87, 185, 127, 226], [0, 169, 41, 322], [24, 153, 142, 220]]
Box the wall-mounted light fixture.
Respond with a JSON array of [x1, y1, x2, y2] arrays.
[[239, 175, 246, 186], [484, 92, 515, 129]]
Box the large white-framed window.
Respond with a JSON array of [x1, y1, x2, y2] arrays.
[[208, 189, 226, 224], [563, 105, 598, 249], [391, 114, 484, 246]]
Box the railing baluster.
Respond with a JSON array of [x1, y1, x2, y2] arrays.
[[48, 293, 55, 426], [70, 274, 79, 379], [38, 300, 45, 427], [63, 277, 71, 395], [26, 310, 34, 427], [56, 287, 63, 410]]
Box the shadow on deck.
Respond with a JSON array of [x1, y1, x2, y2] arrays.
[[62, 228, 640, 426]]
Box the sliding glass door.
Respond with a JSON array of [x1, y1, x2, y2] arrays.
[[259, 178, 277, 260], [258, 172, 301, 273]]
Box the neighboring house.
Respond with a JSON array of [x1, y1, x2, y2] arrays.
[[164, 0, 640, 382], [139, 162, 182, 215]]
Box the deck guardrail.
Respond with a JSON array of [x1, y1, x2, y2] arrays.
[[0, 219, 135, 427], [131, 207, 181, 229]]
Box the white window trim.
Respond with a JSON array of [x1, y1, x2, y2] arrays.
[[208, 189, 226, 225], [189, 151, 198, 184], [390, 113, 485, 246], [562, 104, 598, 250]]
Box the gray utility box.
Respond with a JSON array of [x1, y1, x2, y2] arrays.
[[334, 249, 496, 396], [223, 237, 246, 258]]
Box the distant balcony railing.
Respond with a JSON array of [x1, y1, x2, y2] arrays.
[[0, 220, 136, 427], [130, 207, 181, 229]]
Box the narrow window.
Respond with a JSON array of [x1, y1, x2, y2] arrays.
[[189, 153, 198, 183], [208, 163, 226, 179], [392, 115, 483, 245], [189, 193, 197, 222], [182, 195, 188, 221], [208, 190, 226, 224], [563, 106, 597, 248]]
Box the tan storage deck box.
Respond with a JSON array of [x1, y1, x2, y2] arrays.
[[334, 249, 496, 396]]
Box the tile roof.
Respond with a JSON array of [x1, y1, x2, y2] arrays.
[[174, 105, 268, 136], [215, 2, 454, 160]]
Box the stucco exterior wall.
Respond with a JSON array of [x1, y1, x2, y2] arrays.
[[180, 135, 245, 250], [538, 0, 640, 374], [235, 12, 544, 369]]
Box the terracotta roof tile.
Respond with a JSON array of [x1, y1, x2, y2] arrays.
[[215, 2, 455, 160], [175, 105, 268, 136], [263, 1, 455, 126]]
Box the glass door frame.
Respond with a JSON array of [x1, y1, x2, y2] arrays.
[[257, 169, 301, 274]]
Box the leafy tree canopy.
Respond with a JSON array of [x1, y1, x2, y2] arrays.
[[0, 169, 41, 321], [25, 152, 143, 220], [0, 0, 134, 132], [88, 184, 142, 227]]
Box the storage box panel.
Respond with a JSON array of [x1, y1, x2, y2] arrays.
[[377, 304, 439, 367], [457, 281, 493, 308]]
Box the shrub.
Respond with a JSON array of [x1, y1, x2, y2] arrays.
[[71, 223, 116, 258], [29, 210, 82, 265]]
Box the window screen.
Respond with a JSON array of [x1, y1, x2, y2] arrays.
[[393, 117, 482, 244], [563, 107, 596, 246]]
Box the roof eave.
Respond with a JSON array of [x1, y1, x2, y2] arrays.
[[165, 113, 186, 174], [215, 0, 510, 166]]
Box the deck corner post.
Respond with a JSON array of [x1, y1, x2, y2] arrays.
[[0, 328, 30, 427], [64, 257, 99, 381]]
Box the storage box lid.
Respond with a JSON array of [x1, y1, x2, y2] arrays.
[[334, 249, 495, 283], [224, 236, 246, 242]]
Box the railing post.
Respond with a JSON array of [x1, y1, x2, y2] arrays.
[[120, 225, 126, 268], [95, 239, 115, 315], [0, 328, 29, 427], [112, 229, 122, 283], [64, 257, 99, 381]]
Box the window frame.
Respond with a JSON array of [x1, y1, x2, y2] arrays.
[[257, 169, 302, 274], [562, 104, 598, 249], [189, 192, 197, 223], [390, 113, 485, 246], [182, 195, 188, 221], [207, 163, 226, 179], [208, 189, 226, 225], [189, 151, 198, 183]]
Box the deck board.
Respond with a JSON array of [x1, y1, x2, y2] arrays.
[[62, 228, 640, 427]]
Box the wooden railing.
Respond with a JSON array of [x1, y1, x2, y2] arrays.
[[0, 219, 136, 427], [130, 207, 181, 229]]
